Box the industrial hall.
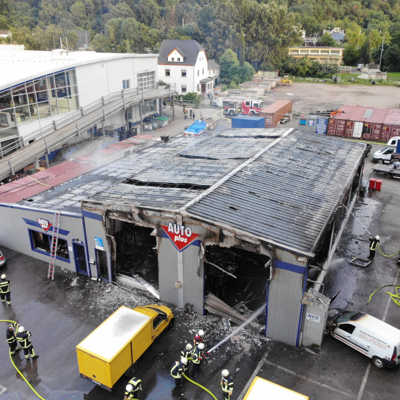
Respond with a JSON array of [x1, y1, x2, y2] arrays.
[[0, 127, 367, 347]]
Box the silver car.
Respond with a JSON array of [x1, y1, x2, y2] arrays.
[[0, 248, 6, 267]]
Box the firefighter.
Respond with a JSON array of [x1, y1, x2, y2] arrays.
[[124, 376, 142, 400], [369, 235, 380, 260], [0, 273, 11, 305], [181, 343, 194, 360], [170, 357, 187, 386], [16, 326, 38, 360], [190, 342, 206, 373], [6, 324, 20, 356], [220, 369, 234, 400], [193, 329, 205, 347]]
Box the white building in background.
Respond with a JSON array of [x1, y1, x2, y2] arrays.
[[158, 39, 213, 95], [0, 45, 159, 145]]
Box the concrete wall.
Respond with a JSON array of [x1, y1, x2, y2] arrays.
[[76, 56, 158, 107], [0, 204, 87, 274], [82, 210, 111, 281], [157, 221, 205, 313], [267, 249, 308, 346]]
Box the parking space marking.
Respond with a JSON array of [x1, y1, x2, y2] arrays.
[[356, 267, 400, 400], [238, 349, 271, 400], [263, 359, 354, 399]]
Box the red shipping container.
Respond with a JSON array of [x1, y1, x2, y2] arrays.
[[375, 179, 382, 192], [369, 178, 376, 190]]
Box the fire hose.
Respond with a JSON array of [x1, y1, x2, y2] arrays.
[[377, 243, 400, 259], [182, 373, 219, 400], [0, 319, 47, 400], [367, 285, 400, 307]]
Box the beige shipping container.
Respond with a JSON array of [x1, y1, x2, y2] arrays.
[[260, 100, 293, 127]]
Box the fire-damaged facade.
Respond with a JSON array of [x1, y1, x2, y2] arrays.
[[0, 128, 367, 347]]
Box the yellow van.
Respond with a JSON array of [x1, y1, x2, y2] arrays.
[[244, 376, 309, 400], [76, 304, 173, 390]]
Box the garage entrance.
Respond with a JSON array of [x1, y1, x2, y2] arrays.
[[114, 222, 158, 287], [204, 245, 269, 312]]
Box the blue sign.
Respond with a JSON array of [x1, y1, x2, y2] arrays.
[[94, 236, 104, 250]]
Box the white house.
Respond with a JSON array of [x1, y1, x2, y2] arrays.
[[158, 39, 212, 95]]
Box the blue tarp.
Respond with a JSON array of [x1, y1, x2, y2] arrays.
[[231, 115, 265, 129], [184, 120, 207, 135]]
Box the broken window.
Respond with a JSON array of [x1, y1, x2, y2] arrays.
[[204, 245, 269, 313], [114, 222, 158, 288], [29, 229, 69, 260]]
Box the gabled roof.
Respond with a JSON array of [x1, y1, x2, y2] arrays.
[[158, 40, 203, 65]]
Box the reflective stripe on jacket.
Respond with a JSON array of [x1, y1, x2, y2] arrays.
[[370, 239, 378, 251], [170, 361, 184, 379], [16, 331, 32, 349], [0, 279, 10, 294], [220, 377, 234, 394]]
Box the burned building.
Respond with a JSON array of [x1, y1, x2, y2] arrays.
[[0, 128, 366, 346]]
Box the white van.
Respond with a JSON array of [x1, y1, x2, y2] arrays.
[[372, 146, 396, 163], [330, 311, 400, 368], [387, 136, 400, 147]]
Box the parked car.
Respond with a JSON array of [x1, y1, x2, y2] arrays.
[[0, 248, 6, 268], [328, 311, 400, 368], [372, 146, 396, 163]]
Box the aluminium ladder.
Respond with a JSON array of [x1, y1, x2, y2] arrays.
[[47, 211, 61, 280]]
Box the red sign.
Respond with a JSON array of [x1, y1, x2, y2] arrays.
[[38, 218, 52, 231], [161, 223, 199, 252]]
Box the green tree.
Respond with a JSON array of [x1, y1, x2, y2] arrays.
[[317, 33, 338, 46]]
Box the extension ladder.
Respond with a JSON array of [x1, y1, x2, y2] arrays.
[[47, 211, 61, 280]]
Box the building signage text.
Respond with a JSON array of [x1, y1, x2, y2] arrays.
[[161, 223, 199, 252]]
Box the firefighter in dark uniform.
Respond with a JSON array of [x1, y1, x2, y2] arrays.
[[6, 324, 20, 356], [220, 369, 234, 400], [181, 343, 193, 360], [369, 235, 380, 260], [16, 326, 38, 360], [0, 273, 11, 305], [190, 342, 206, 373], [170, 357, 187, 386], [124, 377, 143, 400]]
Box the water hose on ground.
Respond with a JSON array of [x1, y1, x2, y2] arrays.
[[377, 243, 400, 259], [367, 285, 400, 307], [182, 373, 219, 400], [0, 319, 47, 400]]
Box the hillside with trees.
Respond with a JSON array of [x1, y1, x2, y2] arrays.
[[0, 0, 400, 72]]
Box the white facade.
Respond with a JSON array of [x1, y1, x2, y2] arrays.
[[0, 46, 158, 140], [158, 49, 209, 95]]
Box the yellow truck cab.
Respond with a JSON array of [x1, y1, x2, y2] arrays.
[[244, 376, 309, 400], [76, 304, 173, 390]]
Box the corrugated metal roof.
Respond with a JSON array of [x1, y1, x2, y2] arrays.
[[178, 134, 275, 160], [87, 184, 198, 210], [262, 100, 292, 114], [185, 130, 366, 256]]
